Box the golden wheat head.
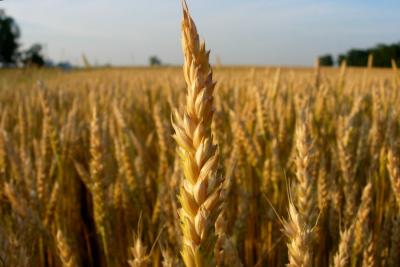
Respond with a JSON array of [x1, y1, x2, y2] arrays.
[[172, 1, 223, 266]]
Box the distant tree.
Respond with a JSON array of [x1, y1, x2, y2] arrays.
[[22, 43, 45, 67], [336, 42, 400, 67], [318, 54, 334, 66], [346, 49, 370, 66], [149, 56, 162, 66], [57, 61, 73, 70], [0, 9, 20, 66], [370, 43, 400, 67]]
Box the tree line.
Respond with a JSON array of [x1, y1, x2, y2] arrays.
[[319, 42, 400, 67]]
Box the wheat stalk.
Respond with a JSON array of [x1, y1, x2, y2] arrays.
[[172, 1, 223, 266]]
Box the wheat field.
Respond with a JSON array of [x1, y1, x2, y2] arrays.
[[1, 4, 400, 267]]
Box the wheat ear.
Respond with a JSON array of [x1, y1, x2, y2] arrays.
[[353, 182, 372, 254], [128, 235, 150, 267], [56, 230, 78, 267], [361, 234, 375, 267], [294, 109, 317, 224], [387, 147, 400, 207], [172, 1, 223, 266], [333, 227, 354, 267], [282, 199, 314, 267]]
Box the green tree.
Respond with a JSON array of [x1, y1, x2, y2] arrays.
[[149, 56, 162, 66], [336, 42, 400, 67], [371, 43, 400, 67], [318, 54, 334, 66], [346, 49, 370, 66], [22, 43, 45, 67], [0, 9, 20, 66]]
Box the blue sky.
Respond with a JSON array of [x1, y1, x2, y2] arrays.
[[2, 0, 400, 66]]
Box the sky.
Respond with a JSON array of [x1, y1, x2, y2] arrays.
[[1, 0, 400, 66]]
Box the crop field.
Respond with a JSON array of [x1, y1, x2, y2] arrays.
[[1, 5, 400, 267]]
